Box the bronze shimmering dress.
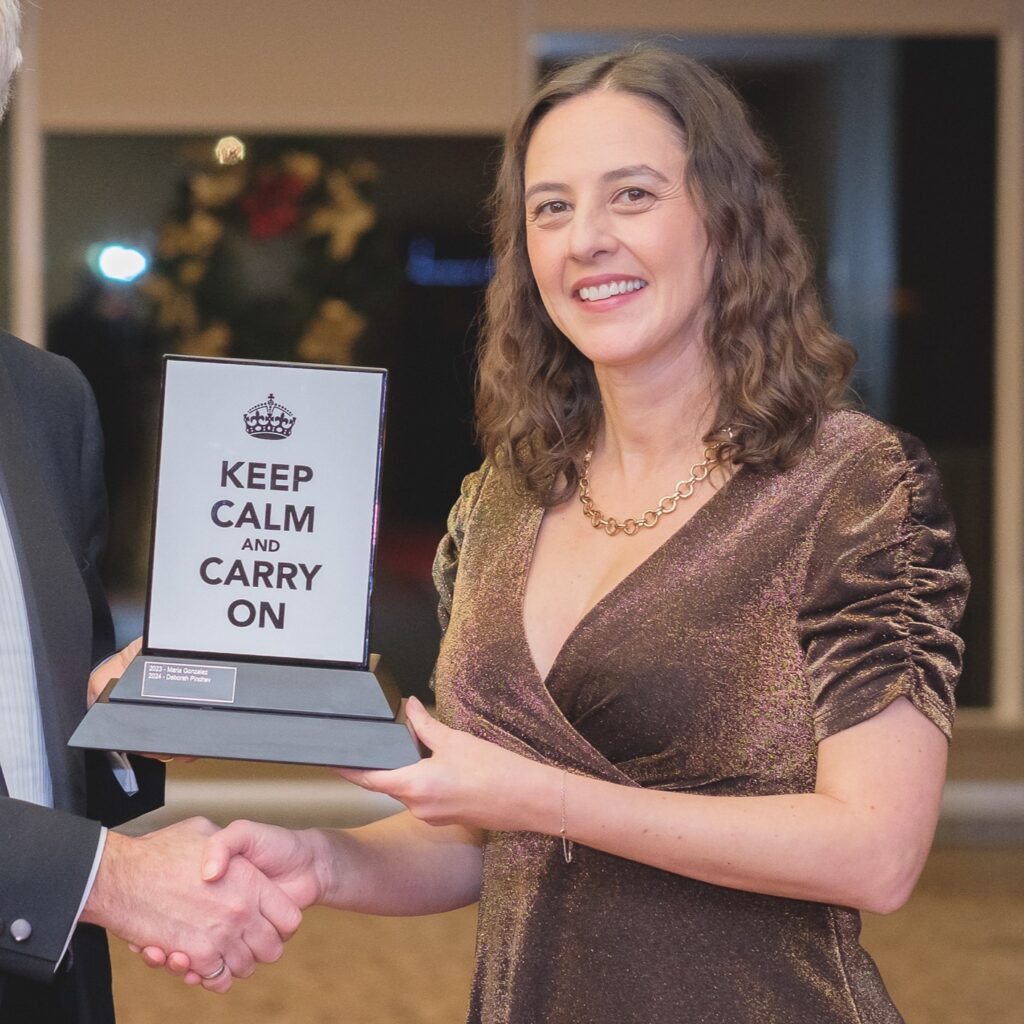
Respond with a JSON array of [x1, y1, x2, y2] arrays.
[[432, 411, 969, 1024]]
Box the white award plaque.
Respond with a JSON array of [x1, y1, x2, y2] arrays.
[[70, 355, 421, 768]]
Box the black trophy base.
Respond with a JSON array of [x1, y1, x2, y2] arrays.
[[70, 700, 420, 769], [68, 654, 422, 769]]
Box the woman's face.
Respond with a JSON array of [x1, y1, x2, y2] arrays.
[[524, 90, 715, 373]]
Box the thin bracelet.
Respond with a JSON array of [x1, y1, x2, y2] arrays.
[[560, 769, 574, 864]]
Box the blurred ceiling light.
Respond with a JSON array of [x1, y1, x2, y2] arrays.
[[97, 244, 148, 283], [214, 135, 246, 165]]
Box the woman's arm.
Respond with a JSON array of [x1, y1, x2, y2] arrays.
[[320, 813, 484, 915], [552, 698, 945, 913], [343, 695, 945, 916]]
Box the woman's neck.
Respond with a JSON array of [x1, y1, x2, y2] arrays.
[[591, 342, 718, 481]]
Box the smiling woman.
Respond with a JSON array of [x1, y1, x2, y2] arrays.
[[523, 91, 715, 386], [477, 49, 856, 506], [143, 48, 968, 1024]]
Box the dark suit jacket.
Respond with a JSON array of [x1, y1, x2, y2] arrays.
[[0, 332, 164, 1022]]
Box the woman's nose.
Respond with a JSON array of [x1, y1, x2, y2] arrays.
[[567, 203, 617, 261]]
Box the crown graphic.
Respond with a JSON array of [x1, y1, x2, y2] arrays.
[[243, 393, 296, 440]]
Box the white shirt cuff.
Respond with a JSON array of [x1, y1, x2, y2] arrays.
[[56, 826, 108, 971]]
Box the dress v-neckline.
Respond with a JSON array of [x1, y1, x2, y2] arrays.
[[519, 466, 746, 688]]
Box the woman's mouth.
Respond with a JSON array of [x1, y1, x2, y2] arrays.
[[575, 278, 648, 302]]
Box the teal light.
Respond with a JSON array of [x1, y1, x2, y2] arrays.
[[97, 244, 148, 283]]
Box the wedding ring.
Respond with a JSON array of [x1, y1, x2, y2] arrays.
[[201, 960, 226, 981], [156, 756, 175, 763]]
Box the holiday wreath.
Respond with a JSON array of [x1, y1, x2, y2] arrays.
[[143, 143, 400, 366]]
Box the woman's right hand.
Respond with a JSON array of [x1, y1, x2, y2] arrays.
[[200, 821, 328, 908]]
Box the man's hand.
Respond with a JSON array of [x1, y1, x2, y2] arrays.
[[87, 637, 142, 708], [81, 817, 303, 992]]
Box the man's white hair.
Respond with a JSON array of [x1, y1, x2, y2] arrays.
[[0, 0, 22, 118]]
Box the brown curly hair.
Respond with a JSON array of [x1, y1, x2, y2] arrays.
[[475, 47, 856, 504]]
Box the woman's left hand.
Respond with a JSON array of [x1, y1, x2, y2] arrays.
[[338, 697, 557, 835]]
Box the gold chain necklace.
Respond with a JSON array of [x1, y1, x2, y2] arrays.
[[578, 444, 722, 537]]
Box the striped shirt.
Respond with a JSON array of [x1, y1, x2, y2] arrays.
[[0, 491, 52, 806]]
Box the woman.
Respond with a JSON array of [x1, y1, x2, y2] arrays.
[[153, 49, 969, 1022]]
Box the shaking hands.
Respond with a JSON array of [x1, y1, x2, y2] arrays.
[[81, 816, 303, 992]]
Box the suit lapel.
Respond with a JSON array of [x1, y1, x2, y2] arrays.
[[0, 352, 92, 814]]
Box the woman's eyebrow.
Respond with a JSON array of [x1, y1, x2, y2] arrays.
[[524, 180, 567, 203], [601, 163, 670, 184], [524, 164, 670, 203]]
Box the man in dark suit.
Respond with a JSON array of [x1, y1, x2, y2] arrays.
[[0, 5, 301, 1020]]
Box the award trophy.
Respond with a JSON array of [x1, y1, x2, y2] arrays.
[[70, 355, 421, 768]]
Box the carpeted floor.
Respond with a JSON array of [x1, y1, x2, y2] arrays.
[[110, 845, 1023, 1024]]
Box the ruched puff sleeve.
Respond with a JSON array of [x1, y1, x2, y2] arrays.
[[797, 430, 969, 742], [432, 463, 491, 637]]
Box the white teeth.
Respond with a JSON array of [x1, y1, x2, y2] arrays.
[[578, 279, 646, 301]]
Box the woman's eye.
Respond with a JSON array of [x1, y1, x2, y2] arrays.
[[535, 199, 570, 217], [615, 187, 654, 207]]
